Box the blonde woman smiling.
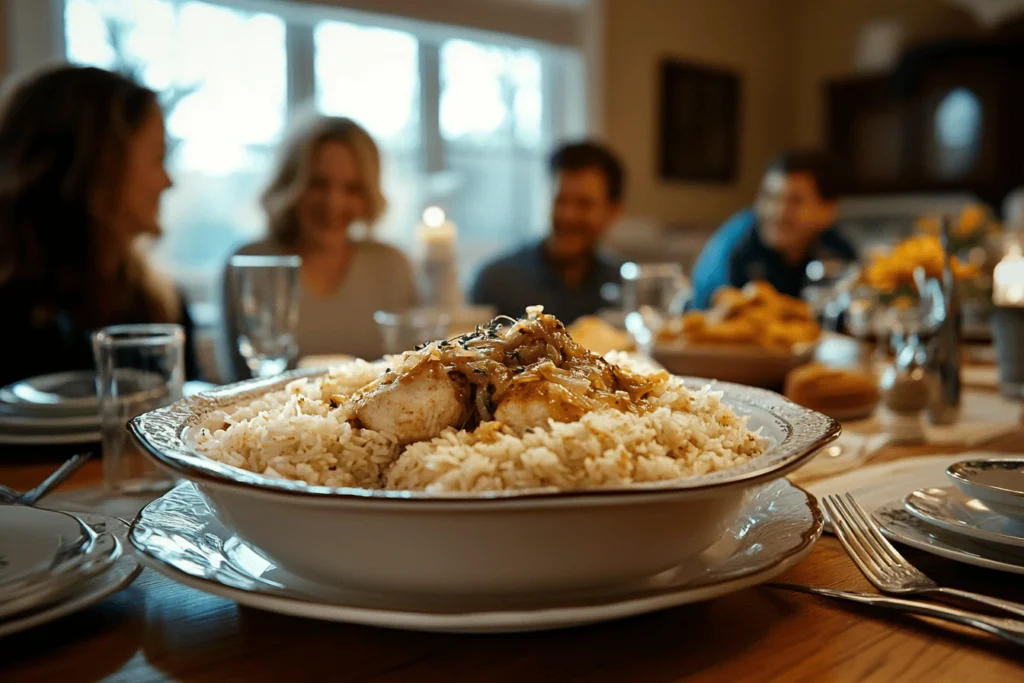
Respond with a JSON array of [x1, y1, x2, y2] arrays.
[[220, 115, 416, 380]]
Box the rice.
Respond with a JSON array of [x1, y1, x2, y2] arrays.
[[192, 354, 765, 493]]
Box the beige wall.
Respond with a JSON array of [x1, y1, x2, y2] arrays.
[[602, 0, 989, 227], [792, 0, 981, 147], [602, 0, 800, 227]]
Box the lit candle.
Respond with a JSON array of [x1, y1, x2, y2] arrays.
[[415, 206, 463, 311], [993, 242, 1024, 306], [416, 206, 456, 263]]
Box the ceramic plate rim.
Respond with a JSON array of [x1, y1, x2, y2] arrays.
[[0, 413, 100, 430], [1, 371, 99, 410], [128, 367, 840, 505], [903, 487, 1024, 550], [874, 501, 1024, 575], [129, 480, 822, 632], [0, 507, 87, 586], [135, 543, 816, 632], [947, 459, 1024, 503], [0, 431, 101, 446], [0, 514, 141, 638]]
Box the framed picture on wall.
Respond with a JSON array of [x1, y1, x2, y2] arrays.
[[658, 59, 741, 183]]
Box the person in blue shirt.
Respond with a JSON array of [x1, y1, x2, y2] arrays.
[[470, 141, 624, 323], [691, 151, 857, 309]]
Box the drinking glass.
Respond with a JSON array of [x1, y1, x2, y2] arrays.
[[92, 324, 184, 494], [374, 308, 450, 356], [802, 259, 858, 332], [229, 255, 302, 378], [620, 262, 691, 353]]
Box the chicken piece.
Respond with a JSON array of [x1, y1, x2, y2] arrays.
[[493, 381, 588, 432], [742, 280, 780, 305], [703, 318, 758, 345], [711, 286, 747, 316], [356, 358, 468, 444], [777, 297, 813, 322]]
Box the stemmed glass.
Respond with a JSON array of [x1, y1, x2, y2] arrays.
[[620, 262, 691, 354], [374, 309, 450, 356], [228, 255, 302, 379]]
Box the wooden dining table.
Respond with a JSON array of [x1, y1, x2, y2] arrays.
[[3, 388, 1024, 680]]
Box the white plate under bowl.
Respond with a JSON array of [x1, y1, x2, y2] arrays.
[[947, 458, 1024, 522], [0, 514, 140, 638], [904, 487, 1024, 550], [128, 369, 838, 597], [0, 507, 85, 587], [873, 502, 1024, 575], [130, 479, 821, 633]]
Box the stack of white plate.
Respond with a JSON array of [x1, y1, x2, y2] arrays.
[[0, 372, 103, 446], [0, 372, 214, 446], [872, 457, 1024, 574], [0, 506, 139, 637]]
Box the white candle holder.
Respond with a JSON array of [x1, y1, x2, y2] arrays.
[[991, 240, 1024, 419], [416, 206, 464, 312]]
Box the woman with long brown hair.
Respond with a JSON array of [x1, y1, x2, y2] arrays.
[[219, 113, 416, 380], [0, 65, 199, 386]]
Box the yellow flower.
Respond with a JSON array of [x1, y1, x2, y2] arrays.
[[959, 204, 987, 235], [865, 234, 982, 294], [951, 256, 979, 281], [916, 215, 941, 235], [890, 295, 916, 309]]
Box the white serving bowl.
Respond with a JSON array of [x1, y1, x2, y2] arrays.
[[129, 371, 839, 596], [653, 342, 817, 389]]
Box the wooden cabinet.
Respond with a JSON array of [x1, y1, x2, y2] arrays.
[[827, 40, 1024, 205]]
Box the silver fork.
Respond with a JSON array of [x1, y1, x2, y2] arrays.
[[0, 452, 92, 505], [822, 493, 1024, 621]]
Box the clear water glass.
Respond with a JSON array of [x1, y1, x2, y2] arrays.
[[620, 262, 691, 352], [92, 324, 184, 494], [802, 258, 857, 332], [229, 255, 302, 378], [374, 309, 450, 356]]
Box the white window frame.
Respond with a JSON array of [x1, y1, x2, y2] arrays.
[[7, 0, 599, 136]]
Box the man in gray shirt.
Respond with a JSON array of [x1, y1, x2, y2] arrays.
[[470, 141, 624, 323]]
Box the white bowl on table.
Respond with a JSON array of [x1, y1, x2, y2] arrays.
[[947, 458, 1024, 522], [128, 371, 839, 597]]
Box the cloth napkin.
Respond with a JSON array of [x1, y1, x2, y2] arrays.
[[788, 429, 890, 483], [962, 364, 999, 390], [844, 390, 1019, 448], [790, 390, 1017, 483]]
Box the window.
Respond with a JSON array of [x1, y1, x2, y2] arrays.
[[65, 0, 286, 305], [440, 39, 550, 275], [932, 87, 983, 181], [63, 0, 586, 305], [314, 20, 423, 250]]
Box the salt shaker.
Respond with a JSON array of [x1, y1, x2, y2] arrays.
[[879, 338, 932, 444]]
